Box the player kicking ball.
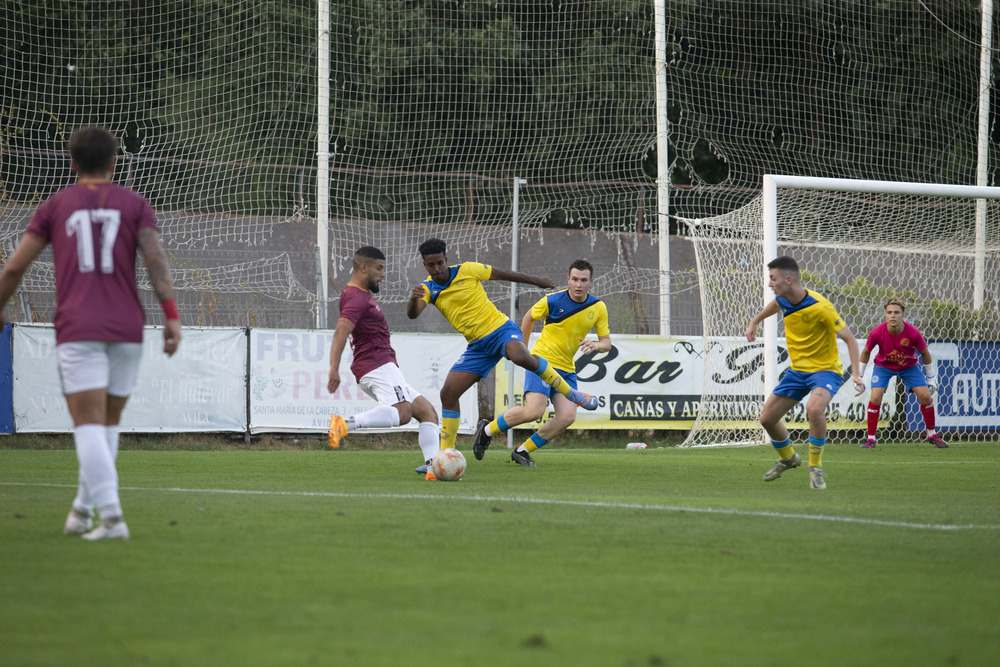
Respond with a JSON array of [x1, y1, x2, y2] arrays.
[[860, 297, 947, 448], [407, 238, 599, 453], [327, 247, 441, 479], [746, 256, 864, 490], [473, 260, 611, 467]]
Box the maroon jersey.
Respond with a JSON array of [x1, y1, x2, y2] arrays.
[[866, 321, 927, 371], [26, 181, 157, 344], [338, 284, 397, 380]]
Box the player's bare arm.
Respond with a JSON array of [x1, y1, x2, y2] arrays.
[[745, 300, 781, 341], [327, 317, 356, 394], [837, 326, 866, 396], [0, 232, 47, 324], [579, 334, 612, 355], [488, 267, 554, 290], [138, 226, 180, 356], [520, 311, 537, 342], [407, 284, 428, 319]]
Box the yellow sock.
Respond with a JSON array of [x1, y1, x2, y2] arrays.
[[809, 443, 823, 467], [523, 438, 538, 453], [440, 412, 460, 449], [535, 358, 572, 399], [776, 444, 795, 460]]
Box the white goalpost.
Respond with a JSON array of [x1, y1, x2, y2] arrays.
[[683, 175, 1000, 448]]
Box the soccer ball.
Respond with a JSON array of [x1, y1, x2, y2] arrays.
[[431, 448, 467, 482]]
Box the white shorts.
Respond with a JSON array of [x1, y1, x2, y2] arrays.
[[56, 341, 143, 396], [358, 362, 421, 406]]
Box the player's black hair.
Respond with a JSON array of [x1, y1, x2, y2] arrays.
[[354, 246, 385, 262], [418, 238, 447, 257], [69, 127, 118, 174], [568, 259, 594, 278], [767, 255, 800, 274]]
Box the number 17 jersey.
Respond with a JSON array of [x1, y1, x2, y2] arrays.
[[26, 181, 158, 344]]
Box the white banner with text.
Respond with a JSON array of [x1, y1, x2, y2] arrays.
[[494, 334, 884, 430], [248, 329, 476, 434], [12, 324, 247, 432]]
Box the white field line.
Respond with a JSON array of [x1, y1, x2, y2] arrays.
[[3, 481, 997, 532]]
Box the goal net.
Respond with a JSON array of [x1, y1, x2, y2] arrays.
[[683, 176, 1000, 447]]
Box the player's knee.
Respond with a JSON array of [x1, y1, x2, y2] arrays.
[[552, 415, 575, 430], [395, 403, 413, 424], [411, 399, 438, 424], [525, 406, 547, 422], [806, 404, 826, 423], [507, 347, 536, 370]]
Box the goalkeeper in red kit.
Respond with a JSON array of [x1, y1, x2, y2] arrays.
[[860, 297, 947, 449]]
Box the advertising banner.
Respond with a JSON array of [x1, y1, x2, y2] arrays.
[[906, 341, 1000, 431], [12, 325, 247, 432], [248, 330, 476, 434], [495, 334, 885, 430], [0, 324, 11, 433]]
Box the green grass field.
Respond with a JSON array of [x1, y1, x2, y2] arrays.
[[1, 439, 998, 666]]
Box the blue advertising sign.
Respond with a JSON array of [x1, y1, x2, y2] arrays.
[[906, 342, 1000, 431], [0, 323, 12, 433]]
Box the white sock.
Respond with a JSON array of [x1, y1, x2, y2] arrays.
[[354, 404, 402, 429], [485, 422, 495, 437], [74, 423, 122, 520], [418, 421, 440, 463], [72, 470, 93, 515], [106, 424, 121, 460], [71, 425, 122, 514]]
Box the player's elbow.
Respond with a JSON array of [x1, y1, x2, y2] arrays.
[[0, 262, 29, 283]]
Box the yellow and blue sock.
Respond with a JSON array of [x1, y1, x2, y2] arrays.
[[771, 436, 795, 461], [808, 435, 825, 467], [533, 357, 572, 399], [488, 414, 510, 437], [440, 410, 460, 449], [519, 432, 548, 453]]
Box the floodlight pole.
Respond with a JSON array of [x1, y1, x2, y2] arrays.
[[508, 178, 527, 451], [316, 0, 331, 328], [974, 0, 993, 311], [654, 0, 670, 336]]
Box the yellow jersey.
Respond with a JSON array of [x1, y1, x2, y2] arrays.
[[528, 290, 610, 372], [419, 262, 510, 342], [778, 289, 845, 373]]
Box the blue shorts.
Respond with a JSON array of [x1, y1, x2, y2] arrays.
[[772, 369, 845, 402], [450, 320, 525, 378], [871, 364, 927, 391], [524, 366, 578, 399]]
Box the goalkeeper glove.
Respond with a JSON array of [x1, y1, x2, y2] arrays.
[[925, 364, 937, 394]]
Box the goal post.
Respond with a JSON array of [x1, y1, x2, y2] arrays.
[[683, 175, 1000, 448]]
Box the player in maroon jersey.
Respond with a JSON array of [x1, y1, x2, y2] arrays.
[[860, 297, 946, 448], [0, 127, 181, 539], [326, 246, 440, 477]]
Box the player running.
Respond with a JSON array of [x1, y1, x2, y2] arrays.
[[746, 256, 864, 490], [407, 238, 598, 451], [0, 126, 181, 539], [472, 259, 610, 467], [860, 297, 947, 448], [327, 246, 441, 478]]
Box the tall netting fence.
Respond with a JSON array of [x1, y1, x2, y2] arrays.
[[1, 2, 998, 347]]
